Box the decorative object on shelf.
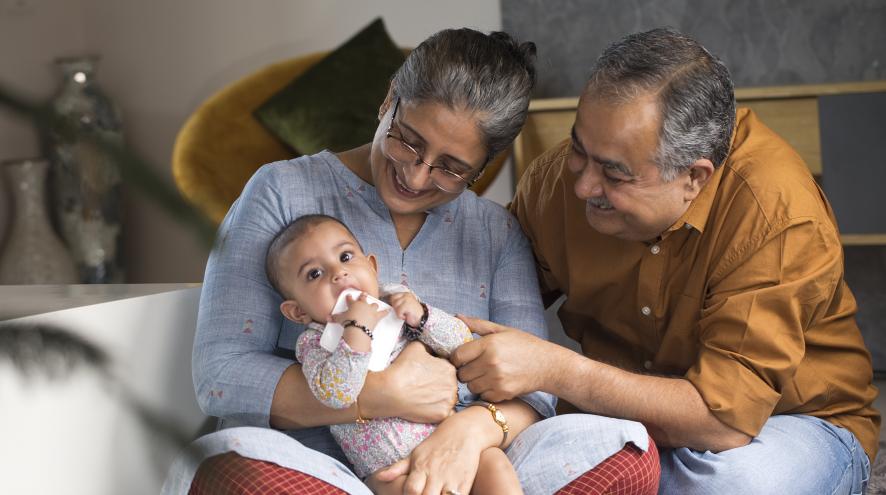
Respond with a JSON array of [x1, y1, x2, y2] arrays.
[[47, 55, 124, 283], [0, 158, 79, 284]]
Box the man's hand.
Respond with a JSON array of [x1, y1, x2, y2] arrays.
[[451, 316, 566, 402], [361, 341, 457, 423]]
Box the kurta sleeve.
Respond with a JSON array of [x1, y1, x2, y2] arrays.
[[489, 208, 558, 419], [686, 216, 843, 437], [192, 164, 298, 426]]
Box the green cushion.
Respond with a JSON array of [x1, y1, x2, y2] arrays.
[[253, 18, 405, 155]]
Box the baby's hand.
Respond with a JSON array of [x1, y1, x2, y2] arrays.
[[332, 292, 388, 331], [387, 292, 424, 328]]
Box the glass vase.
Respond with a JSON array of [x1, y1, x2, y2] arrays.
[[47, 55, 124, 283], [0, 159, 79, 284]]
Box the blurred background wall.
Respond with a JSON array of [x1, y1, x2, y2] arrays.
[[0, 0, 503, 283]]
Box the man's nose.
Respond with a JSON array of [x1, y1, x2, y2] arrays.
[[574, 164, 604, 200]]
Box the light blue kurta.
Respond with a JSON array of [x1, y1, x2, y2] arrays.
[[167, 151, 648, 493], [193, 151, 554, 451]]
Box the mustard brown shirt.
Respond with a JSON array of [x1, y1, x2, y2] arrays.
[[511, 108, 880, 461]]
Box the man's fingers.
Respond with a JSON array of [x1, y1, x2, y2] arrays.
[[456, 315, 510, 336], [374, 458, 410, 482], [449, 338, 485, 368], [455, 356, 486, 383]]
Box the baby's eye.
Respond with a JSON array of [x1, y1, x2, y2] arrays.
[[340, 251, 353, 263], [307, 268, 323, 280]]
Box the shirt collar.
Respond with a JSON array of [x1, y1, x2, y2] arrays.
[[661, 108, 744, 237], [662, 163, 724, 237]]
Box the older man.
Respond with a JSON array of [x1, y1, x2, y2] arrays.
[[454, 28, 878, 494]]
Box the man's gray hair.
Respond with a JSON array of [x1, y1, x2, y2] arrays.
[[391, 28, 537, 163], [586, 28, 735, 181]]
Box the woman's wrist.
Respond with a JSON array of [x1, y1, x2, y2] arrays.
[[358, 370, 392, 419], [442, 405, 503, 450]]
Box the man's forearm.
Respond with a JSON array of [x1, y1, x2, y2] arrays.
[[547, 347, 751, 452]]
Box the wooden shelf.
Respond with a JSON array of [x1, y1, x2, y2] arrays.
[[841, 234, 886, 246]]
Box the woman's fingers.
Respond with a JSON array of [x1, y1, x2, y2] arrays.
[[374, 458, 409, 483], [402, 469, 428, 495]]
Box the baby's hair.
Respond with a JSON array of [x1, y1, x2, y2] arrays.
[[265, 214, 363, 297]]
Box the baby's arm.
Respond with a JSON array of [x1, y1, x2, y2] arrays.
[[387, 291, 473, 357], [295, 328, 371, 409]]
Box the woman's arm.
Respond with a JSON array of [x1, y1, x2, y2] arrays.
[[271, 341, 459, 428], [374, 399, 539, 493], [485, 211, 557, 418]]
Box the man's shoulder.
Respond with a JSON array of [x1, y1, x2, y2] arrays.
[[513, 139, 571, 211], [718, 111, 828, 227], [522, 139, 572, 185]]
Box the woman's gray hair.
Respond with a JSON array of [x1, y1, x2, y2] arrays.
[[585, 28, 735, 181], [391, 28, 537, 163]]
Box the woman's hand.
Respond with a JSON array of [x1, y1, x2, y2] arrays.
[[374, 407, 495, 495], [361, 341, 457, 423]]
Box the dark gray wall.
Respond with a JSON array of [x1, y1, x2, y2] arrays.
[[502, 0, 886, 97]]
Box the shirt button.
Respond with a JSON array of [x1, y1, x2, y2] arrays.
[[643, 360, 653, 370], [641, 306, 651, 316], [650, 245, 661, 255]]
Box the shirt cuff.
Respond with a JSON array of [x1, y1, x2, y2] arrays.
[[685, 354, 782, 437]]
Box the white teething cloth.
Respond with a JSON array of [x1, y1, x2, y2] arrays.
[[319, 289, 404, 371]]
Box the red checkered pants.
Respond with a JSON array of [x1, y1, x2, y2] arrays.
[[188, 437, 659, 494], [556, 436, 660, 495]]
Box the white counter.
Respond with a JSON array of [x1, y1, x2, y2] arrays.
[[0, 284, 206, 495]]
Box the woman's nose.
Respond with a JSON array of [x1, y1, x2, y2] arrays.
[[402, 160, 435, 190]]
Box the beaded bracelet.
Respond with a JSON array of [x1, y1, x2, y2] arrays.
[[343, 319, 373, 339], [403, 302, 429, 341]]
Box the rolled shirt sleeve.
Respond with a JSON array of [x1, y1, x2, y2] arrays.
[[686, 216, 842, 437]]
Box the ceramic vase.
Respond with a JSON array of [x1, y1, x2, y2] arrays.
[[48, 55, 124, 283], [0, 159, 79, 284]]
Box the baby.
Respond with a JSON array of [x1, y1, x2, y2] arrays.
[[265, 214, 522, 494]]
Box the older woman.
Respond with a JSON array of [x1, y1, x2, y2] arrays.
[[165, 28, 658, 495]]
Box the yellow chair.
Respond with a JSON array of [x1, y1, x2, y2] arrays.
[[172, 51, 508, 225]]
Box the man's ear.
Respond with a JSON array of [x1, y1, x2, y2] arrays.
[[280, 300, 312, 324], [684, 158, 715, 202], [377, 84, 395, 121]]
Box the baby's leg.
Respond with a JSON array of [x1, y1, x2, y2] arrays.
[[365, 472, 407, 495], [472, 447, 523, 495]]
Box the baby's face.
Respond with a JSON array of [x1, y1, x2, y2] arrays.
[[278, 221, 379, 323]]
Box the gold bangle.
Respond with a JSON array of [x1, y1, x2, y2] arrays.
[[470, 401, 509, 448], [355, 399, 370, 424]]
